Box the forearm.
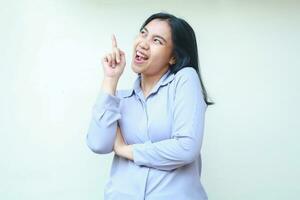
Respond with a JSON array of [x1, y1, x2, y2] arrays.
[[131, 137, 201, 171], [86, 91, 121, 154]]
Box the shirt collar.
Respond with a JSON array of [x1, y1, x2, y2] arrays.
[[130, 68, 175, 99]]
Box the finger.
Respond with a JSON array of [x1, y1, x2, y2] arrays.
[[111, 34, 118, 48], [120, 50, 125, 62], [107, 54, 112, 67], [115, 48, 121, 63], [109, 53, 116, 68], [111, 51, 116, 66]]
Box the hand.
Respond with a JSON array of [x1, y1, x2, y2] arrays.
[[113, 125, 126, 154], [102, 34, 126, 79]]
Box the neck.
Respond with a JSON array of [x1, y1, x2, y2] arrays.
[[141, 68, 169, 97]]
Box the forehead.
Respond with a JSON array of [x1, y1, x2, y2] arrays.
[[144, 19, 172, 41]]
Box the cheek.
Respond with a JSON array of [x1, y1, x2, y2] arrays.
[[152, 47, 172, 62]]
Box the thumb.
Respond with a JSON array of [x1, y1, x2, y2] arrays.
[[120, 50, 126, 62], [119, 50, 125, 56]]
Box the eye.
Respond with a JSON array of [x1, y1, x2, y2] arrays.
[[140, 29, 146, 36], [154, 38, 163, 45]]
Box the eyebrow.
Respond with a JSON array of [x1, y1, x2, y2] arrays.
[[143, 27, 168, 43]]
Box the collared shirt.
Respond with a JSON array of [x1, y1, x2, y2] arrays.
[[86, 67, 208, 200]]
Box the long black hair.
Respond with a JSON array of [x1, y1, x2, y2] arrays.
[[140, 12, 214, 106]]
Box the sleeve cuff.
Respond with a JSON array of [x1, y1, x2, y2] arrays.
[[94, 90, 121, 112]]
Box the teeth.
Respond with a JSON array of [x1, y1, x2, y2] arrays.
[[136, 51, 147, 59]]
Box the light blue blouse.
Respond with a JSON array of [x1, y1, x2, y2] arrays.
[[86, 67, 208, 200]]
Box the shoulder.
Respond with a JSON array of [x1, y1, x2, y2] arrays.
[[173, 67, 200, 87], [172, 67, 207, 107]]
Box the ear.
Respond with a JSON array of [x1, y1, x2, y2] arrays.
[[169, 56, 176, 65]]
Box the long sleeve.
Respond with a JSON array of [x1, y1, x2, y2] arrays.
[[132, 68, 207, 171], [86, 91, 121, 154]]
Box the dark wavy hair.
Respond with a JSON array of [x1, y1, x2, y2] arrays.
[[140, 12, 214, 106]]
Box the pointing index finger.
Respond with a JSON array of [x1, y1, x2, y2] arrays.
[[111, 34, 118, 48]]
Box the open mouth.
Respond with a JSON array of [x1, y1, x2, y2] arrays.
[[135, 50, 149, 63]]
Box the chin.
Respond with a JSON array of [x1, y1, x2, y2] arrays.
[[131, 63, 144, 74]]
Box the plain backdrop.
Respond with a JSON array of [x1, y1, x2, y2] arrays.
[[0, 0, 299, 199]]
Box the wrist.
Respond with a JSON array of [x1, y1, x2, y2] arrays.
[[101, 77, 119, 95]]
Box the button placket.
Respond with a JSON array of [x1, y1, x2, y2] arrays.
[[144, 100, 150, 140], [139, 96, 151, 141]]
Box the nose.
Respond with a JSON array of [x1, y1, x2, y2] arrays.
[[138, 38, 149, 50]]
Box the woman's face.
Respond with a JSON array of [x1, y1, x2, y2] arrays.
[[131, 19, 175, 76]]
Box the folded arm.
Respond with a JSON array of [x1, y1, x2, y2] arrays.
[[131, 69, 207, 171]]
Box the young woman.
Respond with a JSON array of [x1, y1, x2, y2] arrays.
[[86, 12, 213, 200]]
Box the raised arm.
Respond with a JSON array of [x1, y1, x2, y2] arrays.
[[86, 34, 126, 154]]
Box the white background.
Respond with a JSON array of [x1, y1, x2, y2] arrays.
[[0, 0, 299, 199]]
